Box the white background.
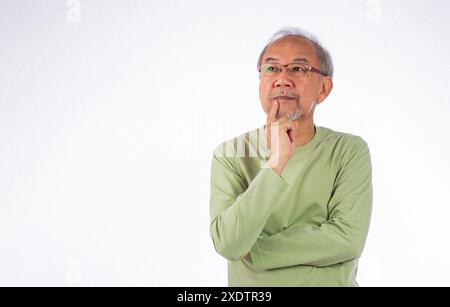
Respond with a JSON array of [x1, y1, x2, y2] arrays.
[[1, 0, 449, 286]]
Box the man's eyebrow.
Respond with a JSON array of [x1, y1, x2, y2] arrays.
[[263, 57, 279, 63], [292, 58, 310, 63], [263, 57, 310, 63]]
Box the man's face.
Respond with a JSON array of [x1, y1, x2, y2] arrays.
[[259, 36, 330, 121]]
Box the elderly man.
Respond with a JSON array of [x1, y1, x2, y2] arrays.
[[209, 27, 372, 287]]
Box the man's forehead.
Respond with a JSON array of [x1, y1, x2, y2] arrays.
[[262, 37, 317, 63]]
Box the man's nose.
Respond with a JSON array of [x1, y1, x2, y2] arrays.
[[274, 68, 294, 87]]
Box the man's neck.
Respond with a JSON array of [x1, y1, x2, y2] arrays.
[[292, 120, 316, 148], [264, 120, 316, 148]]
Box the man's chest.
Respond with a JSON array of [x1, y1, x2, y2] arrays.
[[261, 155, 336, 234]]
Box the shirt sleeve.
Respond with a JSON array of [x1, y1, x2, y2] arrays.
[[209, 149, 289, 261], [248, 137, 373, 270]]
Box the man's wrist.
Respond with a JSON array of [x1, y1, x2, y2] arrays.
[[267, 156, 286, 176]]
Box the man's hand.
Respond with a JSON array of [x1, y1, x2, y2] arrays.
[[265, 101, 297, 176]]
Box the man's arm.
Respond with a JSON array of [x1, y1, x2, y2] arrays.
[[209, 149, 289, 261], [247, 137, 373, 270]]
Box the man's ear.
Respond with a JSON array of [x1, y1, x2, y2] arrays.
[[317, 77, 333, 104]]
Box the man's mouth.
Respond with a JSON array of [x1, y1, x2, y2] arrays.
[[275, 96, 294, 100]]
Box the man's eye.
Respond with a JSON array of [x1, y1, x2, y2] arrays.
[[264, 66, 279, 72], [291, 66, 307, 73]]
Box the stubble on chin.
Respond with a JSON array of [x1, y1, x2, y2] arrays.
[[274, 96, 302, 121]]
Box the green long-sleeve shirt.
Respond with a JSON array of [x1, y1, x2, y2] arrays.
[[209, 124, 372, 286]]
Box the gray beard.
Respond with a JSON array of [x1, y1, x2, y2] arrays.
[[276, 96, 301, 121], [282, 108, 301, 120]]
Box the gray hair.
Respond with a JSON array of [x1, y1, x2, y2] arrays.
[[257, 27, 334, 78]]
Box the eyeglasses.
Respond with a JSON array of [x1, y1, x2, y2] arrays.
[[259, 62, 328, 77]]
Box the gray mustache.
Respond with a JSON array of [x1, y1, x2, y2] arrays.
[[268, 88, 297, 99]]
